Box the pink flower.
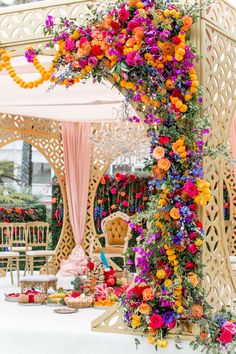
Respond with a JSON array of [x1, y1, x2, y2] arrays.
[[135, 193, 141, 199], [128, 19, 140, 31], [122, 200, 129, 207], [64, 38, 74, 51], [88, 56, 98, 67], [188, 243, 199, 254], [149, 314, 164, 329], [189, 232, 198, 240], [219, 329, 233, 344], [111, 187, 117, 195], [126, 51, 144, 66], [118, 7, 130, 22], [183, 181, 198, 198], [168, 320, 176, 329], [102, 211, 107, 217], [223, 322, 236, 334]]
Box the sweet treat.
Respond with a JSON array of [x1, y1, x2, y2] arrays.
[[18, 290, 46, 304]]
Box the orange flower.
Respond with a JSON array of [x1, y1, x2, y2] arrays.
[[170, 207, 180, 220], [138, 303, 151, 315], [15, 207, 21, 214], [51, 197, 57, 204], [133, 27, 144, 41], [111, 204, 117, 210], [6, 209, 12, 214], [158, 158, 171, 171], [142, 288, 154, 301], [188, 272, 199, 288], [200, 332, 208, 340], [153, 146, 165, 159], [182, 15, 193, 28], [159, 41, 175, 56], [152, 165, 166, 180], [190, 304, 203, 319], [100, 178, 106, 185]]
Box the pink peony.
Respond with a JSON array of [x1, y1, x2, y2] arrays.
[[118, 7, 130, 22], [219, 329, 233, 344], [223, 322, 236, 334], [188, 243, 199, 254], [149, 314, 164, 329], [64, 38, 75, 51], [183, 180, 198, 198]]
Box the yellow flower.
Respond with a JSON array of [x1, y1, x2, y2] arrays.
[[157, 339, 168, 349], [131, 314, 141, 328], [138, 303, 151, 315], [163, 9, 170, 17], [156, 269, 166, 279], [147, 336, 156, 345], [165, 79, 174, 89], [175, 100, 183, 109], [177, 306, 183, 313], [164, 279, 172, 288], [195, 238, 203, 247]]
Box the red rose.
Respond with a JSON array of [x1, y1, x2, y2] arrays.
[[71, 291, 81, 298], [159, 136, 170, 145], [183, 181, 198, 198], [104, 174, 109, 180], [4, 219, 10, 223], [171, 88, 182, 98], [149, 314, 164, 329], [103, 197, 107, 202], [57, 221, 63, 227], [189, 203, 197, 211], [184, 262, 196, 270], [172, 36, 181, 45], [110, 21, 120, 31], [219, 329, 233, 344], [116, 199, 121, 203], [91, 45, 103, 56], [0, 208, 4, 212], [189, 232, 198, 240], [196, 220, 203, 229], [87, 261, 95, 271], [118, 7, 130, 22]]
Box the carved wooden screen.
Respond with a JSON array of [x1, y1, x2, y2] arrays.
[[0, 114, 74, 272], [201, 0, 236, 310]]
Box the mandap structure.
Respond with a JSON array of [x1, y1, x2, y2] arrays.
[[0, 0, 236, 349]]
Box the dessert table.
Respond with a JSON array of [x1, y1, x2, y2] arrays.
[[0, 274, 202, 354]]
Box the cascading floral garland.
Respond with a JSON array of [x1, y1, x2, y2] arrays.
[[0, 0, 235, 352]]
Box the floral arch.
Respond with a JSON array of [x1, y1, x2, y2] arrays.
[[0, 0, 236, 352]]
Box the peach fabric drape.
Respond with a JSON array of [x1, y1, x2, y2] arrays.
[[230, 112, 236, 183], [62, 122, 91, 245]]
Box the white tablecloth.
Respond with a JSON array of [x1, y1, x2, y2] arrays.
[[0, 273, 202, 354]]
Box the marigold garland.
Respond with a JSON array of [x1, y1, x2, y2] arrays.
[[1, 0, 235, 352]]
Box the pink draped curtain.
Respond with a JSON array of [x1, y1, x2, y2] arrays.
[[62, 122, 91, 244], [230, 113, 236, 183]]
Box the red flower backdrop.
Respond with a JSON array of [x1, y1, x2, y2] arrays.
[[94, 173, 155, 233], [0, 0, 234, 352]]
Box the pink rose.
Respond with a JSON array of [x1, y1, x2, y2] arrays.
[[111, 187, 117, 195], [189, 232, 198, 240], [188, 243, 199, 254], [127, 19, 140, 31], [183, 180, 198, 198], [122, 201, 129, 207], [135, 193, 141, 199], [223, 322, 236, 334], [219, 329, 233, 344], [118, 7, 130, 22], [149, 314, 164, 329]]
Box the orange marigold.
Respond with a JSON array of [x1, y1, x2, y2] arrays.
[[152, 165, 166, 180], [190, 304, 203, 319], [159, 41, 175, 56]]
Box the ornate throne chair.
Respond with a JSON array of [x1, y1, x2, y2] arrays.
[[91, 211, 132, 268]]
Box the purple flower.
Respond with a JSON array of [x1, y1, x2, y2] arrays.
[[45, 15, 54, 29], [25, 48, 36, 63], [198, 97, 203, 104], [88, 56, 98, 67], [163, 312, 175, 324]]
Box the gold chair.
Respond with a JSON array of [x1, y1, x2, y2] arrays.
[[10, 222, 30, 262], [0, 223, 20, 285], [25, 222, 56, 275], [91, 211, 132, 267]]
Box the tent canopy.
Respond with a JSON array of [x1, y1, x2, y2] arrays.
[[0, 56, 125, 122]]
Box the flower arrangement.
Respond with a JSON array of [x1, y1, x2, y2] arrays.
[[94, 173, 153, 232], [51, 177, 64, 249], [0, 0, 233, 351], [0, 205, 47, 223]]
